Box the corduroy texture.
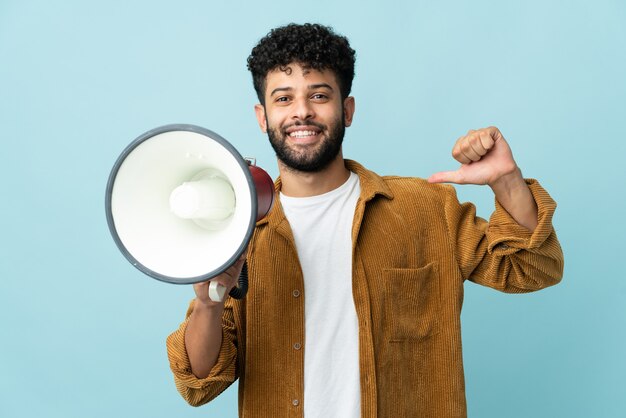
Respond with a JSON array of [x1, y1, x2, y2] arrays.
[[166, 160, 564, 418]]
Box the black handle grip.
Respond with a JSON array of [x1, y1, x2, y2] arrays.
[[228, 262, 248, 299]]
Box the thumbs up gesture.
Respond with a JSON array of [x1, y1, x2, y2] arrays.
[[428, 126, 518, 187]]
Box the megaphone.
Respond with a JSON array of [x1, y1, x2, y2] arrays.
[[105, 124, 274, 301]]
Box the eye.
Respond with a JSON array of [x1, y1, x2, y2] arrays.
[[311, 93, 328, 101], [275, 96, 290, 103]]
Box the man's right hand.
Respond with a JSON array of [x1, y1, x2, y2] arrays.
[[185, 253, 247, 379], [192, 255, 247, 307]]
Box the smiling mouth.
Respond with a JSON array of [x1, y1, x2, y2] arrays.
[[284, 123, 324, 141], [289, 130, 319, 138]]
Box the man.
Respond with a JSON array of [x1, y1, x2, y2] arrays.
[[166, 23, 563, 418]]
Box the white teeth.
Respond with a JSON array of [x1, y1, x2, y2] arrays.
[[289, 130, 317, 138]]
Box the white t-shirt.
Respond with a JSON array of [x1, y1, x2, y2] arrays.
[[280, 172, 361, 418]]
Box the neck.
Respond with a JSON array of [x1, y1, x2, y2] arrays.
[[278, 153, 350, 197]]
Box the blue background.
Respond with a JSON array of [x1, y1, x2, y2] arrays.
[[1, 0, 625, 417]]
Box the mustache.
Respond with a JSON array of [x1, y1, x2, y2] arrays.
[[281, 120, 326, 132]]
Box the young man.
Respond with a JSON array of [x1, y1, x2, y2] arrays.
[[167, 23, 563, 418]]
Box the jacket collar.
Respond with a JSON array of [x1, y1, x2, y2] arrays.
[[256, 159, 394, 227]]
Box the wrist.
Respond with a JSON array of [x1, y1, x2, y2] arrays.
[[488, 166, 524, 195], [192, 297, 225, 315]]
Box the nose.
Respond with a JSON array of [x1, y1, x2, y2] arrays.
[[291, 97, 315, 121]]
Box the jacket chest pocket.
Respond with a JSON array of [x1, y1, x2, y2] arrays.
[[382, 263, 441, 341]]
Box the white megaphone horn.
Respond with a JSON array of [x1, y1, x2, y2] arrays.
[[105, 124, 274, 301]]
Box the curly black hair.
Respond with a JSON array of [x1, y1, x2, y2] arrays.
[[247, 23, 356, 104]]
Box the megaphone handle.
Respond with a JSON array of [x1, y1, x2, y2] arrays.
[[207, 262, 249, 302], [208, 281, 227, 302], [229, 262, 249, 299]]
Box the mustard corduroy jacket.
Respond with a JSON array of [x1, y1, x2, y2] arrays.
[[166, 160, 564, 418]]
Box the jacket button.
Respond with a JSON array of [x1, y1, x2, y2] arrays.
[[293, 342, 302, 350], [292, 399, 300, 406], [292, 290, 301, 297]]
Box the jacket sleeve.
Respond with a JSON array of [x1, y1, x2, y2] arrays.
[[444, 179, 564, 293], [165, 298, 239, 406]]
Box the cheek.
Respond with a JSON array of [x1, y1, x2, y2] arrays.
[[267, 113, 287, 132], [323, 106, 344, 123]]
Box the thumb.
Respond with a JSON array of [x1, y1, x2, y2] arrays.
[[428, 170, 463, 184]]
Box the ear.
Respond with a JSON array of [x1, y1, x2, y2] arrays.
[[254, 104, 267, 133], [343, 96, 355, 127]]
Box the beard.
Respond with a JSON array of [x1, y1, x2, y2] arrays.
[[266, 116, 345, 173]]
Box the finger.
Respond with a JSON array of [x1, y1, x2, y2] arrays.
[[192, 281, 214, 302], [193, 257, 246, 298], [237, 246, 249, 260], [456, 137, 481, 162], [478, 130, 495, 152], [428, 170, 465, 184], [452, 137, 471, 164], [221, 257, 248, 290], [467, 134, 487, 158], [231, 256, 247, 276], [485, 126, 503, 142], [192, 281, 208, 295]]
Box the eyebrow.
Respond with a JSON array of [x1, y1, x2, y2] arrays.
[[309, 83, 334, 91], [269, 83, 334, 97]]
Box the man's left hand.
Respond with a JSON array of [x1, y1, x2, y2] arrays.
[[428, 126, 539, 231], [428, 126, 519, 187]]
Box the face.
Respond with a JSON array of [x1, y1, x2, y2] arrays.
[[254, 63, 355, 172]]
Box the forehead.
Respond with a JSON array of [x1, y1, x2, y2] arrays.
[[265, 63, 339, 92]]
